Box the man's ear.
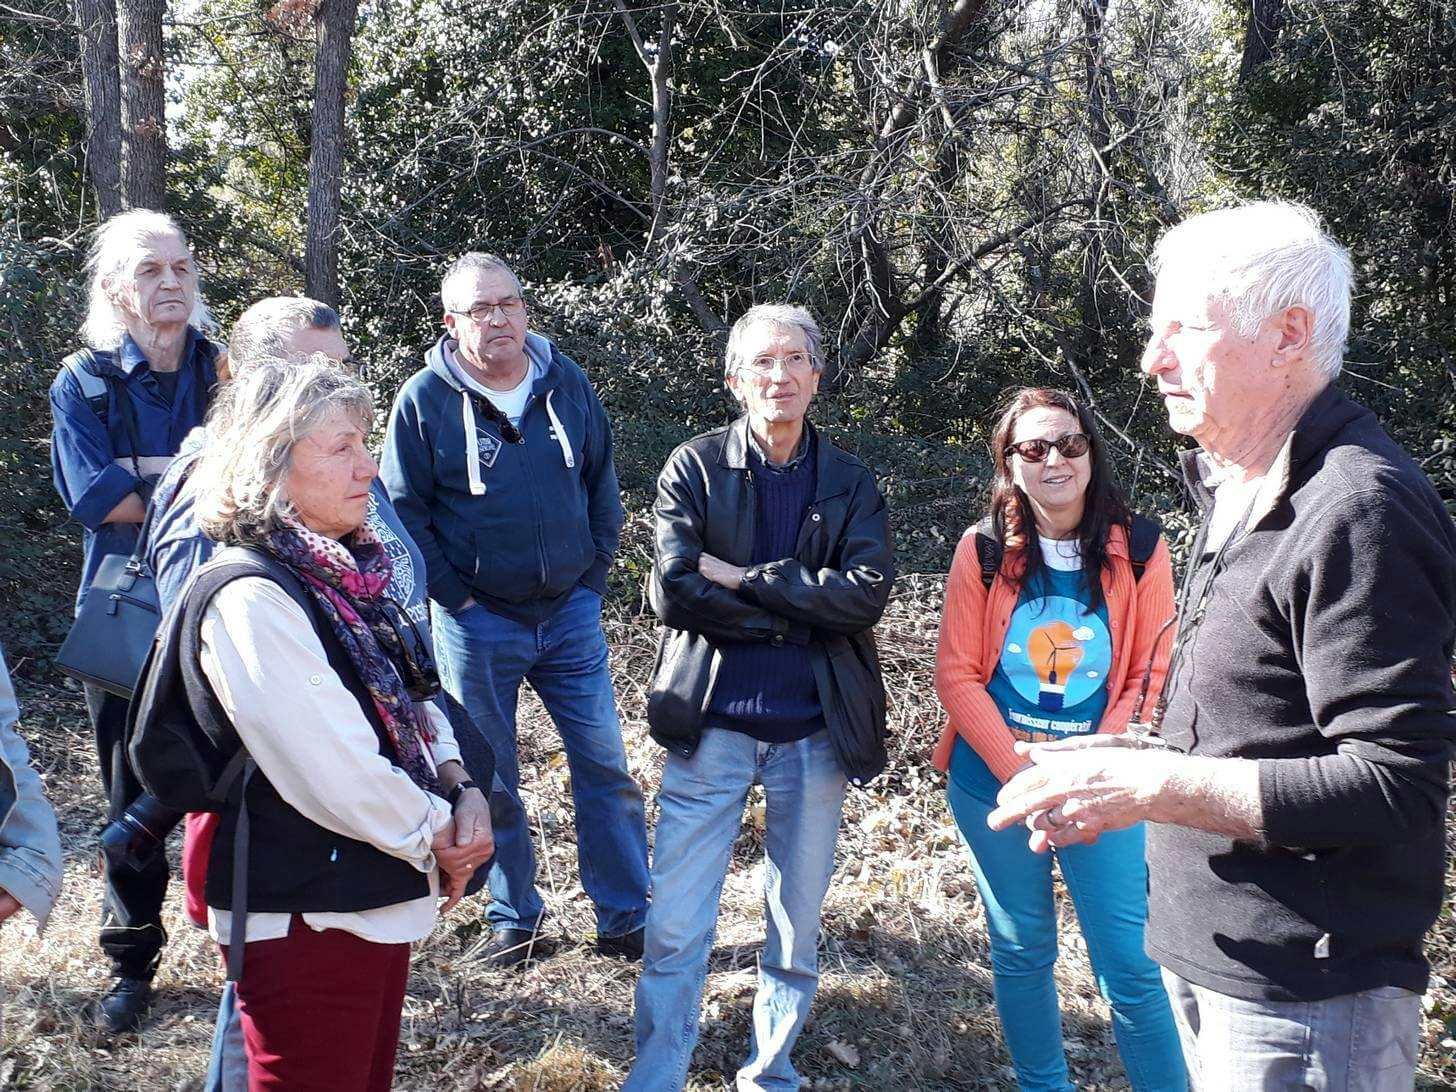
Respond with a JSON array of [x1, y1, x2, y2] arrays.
[[1270, 305, 1312, 368]]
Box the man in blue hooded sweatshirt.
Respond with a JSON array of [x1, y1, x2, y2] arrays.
[[381, 252, 649, 966]]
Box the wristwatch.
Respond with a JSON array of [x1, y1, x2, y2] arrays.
[[447, 780, 479, 808]]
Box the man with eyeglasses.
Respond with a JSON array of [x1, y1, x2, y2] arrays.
[[990, 203, 1456, 1089], [625, 303, 894, 1090], [381, 252, 648, 968]]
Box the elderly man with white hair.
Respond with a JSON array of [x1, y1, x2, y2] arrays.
[[990, 202, 1456, 1089], [625, 304, 894, 1091], [49, 209, 220, 1032]]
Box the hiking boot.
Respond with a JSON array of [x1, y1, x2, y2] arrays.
[[596, 927, 645, 962], [97, 976, 153, 1033], [479, 927, 557, 970]]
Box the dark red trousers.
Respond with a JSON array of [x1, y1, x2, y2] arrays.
[[220, 915, 410, 1092]]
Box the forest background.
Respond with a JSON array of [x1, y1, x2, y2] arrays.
[[1, 0, 1456, 1088]]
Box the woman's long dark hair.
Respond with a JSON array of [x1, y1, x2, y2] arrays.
[[986, 388, 1131, 610]]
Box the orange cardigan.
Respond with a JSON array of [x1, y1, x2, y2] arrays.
[[932, 523, 1176, 784]]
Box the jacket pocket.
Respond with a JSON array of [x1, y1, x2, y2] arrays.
[[472, 528, 546, 602], [646, 628, 719, 756], [822, 633, 888, 785]]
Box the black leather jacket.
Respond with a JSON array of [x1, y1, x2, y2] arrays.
[[646, 417, 895, 785]]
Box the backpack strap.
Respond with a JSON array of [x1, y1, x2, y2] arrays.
[[62, 347, 153, 489], [172, 547, 316, 983], [62, 348, 110, 423], [1127, 514, 1162, 584], [971, 515, 1161, 587], [971, 516, 1003, 593]]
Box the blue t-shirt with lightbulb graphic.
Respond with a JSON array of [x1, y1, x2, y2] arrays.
[[949, 537, 1111, 793]]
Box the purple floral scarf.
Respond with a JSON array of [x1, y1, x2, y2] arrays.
[[263, 520, 441, 794]]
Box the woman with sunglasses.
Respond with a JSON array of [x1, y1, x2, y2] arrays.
[[934, 388, 1185, 1091], [175, 360, 494, 1091]]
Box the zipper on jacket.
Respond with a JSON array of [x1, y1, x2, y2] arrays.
[[516, 400, 550, 590]]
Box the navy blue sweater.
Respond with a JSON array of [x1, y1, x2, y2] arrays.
[[704, 440, 823, 743]]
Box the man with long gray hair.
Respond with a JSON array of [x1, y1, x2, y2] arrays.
[[626, 304, 894, 1090], [990, 202, 1456, 1088], [49, 209, 220, 1032]]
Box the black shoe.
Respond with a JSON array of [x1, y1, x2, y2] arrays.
[[97, 976, 153, 1033], [596, 927, 645, 962], [480, 927, 557, 970]]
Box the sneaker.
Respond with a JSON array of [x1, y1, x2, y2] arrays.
[[97, 976, 153, 1033], [596, 926, 645, 962], [479, 927, 557, 970]]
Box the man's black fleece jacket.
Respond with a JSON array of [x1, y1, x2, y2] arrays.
[[1146, 384, 1456, 1002]]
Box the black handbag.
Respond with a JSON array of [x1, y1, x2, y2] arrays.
[[55, 364, 168, 700], [55, 526, 162, 700]]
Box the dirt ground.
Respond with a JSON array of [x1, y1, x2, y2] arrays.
[[4, 582, 1456, 1090]]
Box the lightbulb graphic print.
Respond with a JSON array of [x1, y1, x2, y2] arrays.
[[996, 593, 1112, 742]]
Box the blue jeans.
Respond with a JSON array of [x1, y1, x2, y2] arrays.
[[625, 728, 848, 1092], [1162, 969, 1420, 1091], [204, 981, 248, 1091], [431, 585, 649, 937], [947, 742, 1186, 1092]]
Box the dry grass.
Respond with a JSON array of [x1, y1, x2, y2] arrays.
[[4, 580, 1456, 1090]]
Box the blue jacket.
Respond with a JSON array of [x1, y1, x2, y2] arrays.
[[381, 332, 624, 625], [147, 432, 430, 626], [49, 329, 218, 610], [0, 646, 63, 930]]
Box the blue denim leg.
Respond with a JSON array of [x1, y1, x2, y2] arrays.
[[946, 761, 1071, 1092], [625, 729, 756, 1092], [739, 731, 847, 1092], [529, 586, 649, 937], [431, 600, 545, 932], [1057, 826, 1187, 1092], [204, 980, 248, 1092]]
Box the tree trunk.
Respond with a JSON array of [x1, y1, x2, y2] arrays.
[[305, 0, 359, 308], [1239, 0, 1286, 81], [74, 0, 123, 218], [1077, 0, 1112, 374], [116, 0, 165, 209]]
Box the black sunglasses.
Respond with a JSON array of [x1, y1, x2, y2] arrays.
[[377, 597, 441, 703], [1004, 432, 1090, 463], [473, 394, 522, 445]]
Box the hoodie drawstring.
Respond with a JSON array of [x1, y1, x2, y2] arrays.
[[461, 391, 486, 495], [544, 390, 575, 469]]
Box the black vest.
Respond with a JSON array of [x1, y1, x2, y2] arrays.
[[180, 548, 432, 914]]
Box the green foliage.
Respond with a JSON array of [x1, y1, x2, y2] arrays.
[[1213, 0, 1456, 502], [5, 0, 1456, 660]]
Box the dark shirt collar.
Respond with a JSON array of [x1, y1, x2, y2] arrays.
[[1180, 383, 1360, 523]]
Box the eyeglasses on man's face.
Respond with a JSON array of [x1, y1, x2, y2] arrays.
[[740, 351, 814, 375], [1004, 432, 1091, 463], [451, 297, 526, 323]]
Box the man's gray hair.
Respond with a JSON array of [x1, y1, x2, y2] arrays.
[[1151, 201, 1353, 380], [228, 296, 341, 376], [191, 358, 373, 546], [80, 209, 213, 349], [440, 252, 522, 312], [723, 303, 826, 379]]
